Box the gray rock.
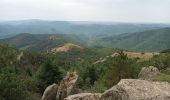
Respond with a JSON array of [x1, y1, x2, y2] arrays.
[[138, 66, 160, 80], [42, 72, 78, 100], [101, 85, 129, 100], [101, 79, 170, 100], [43, 68, 170, 100], [42, 83, 58, 100], [65, 79, 170, 100], [56, 71, 78, 100]]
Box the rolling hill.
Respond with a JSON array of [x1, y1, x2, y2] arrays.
[[0, 33, 82, 51], [1, 24, 170, 52], [99, 27, 170, 51]]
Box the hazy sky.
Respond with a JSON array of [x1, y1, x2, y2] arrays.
[[0, 0, 170, 23]]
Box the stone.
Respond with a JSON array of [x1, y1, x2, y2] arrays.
[[101, 85, 128, 100], [42, 71, 78, 100], [138, 66, 160, 80], [56, 71, 78, 100], [101, 79, 170, 100], [65, 79, 170, 100], [42, 83, 58, 100]]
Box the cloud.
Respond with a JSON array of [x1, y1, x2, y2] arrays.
[[0, 0, 170, 23]]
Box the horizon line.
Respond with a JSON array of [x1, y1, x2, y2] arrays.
[[0, 19, 170, 24]]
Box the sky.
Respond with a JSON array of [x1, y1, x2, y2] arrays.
[[0, 0, 170, 23]]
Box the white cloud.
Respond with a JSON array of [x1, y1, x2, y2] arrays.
[[0, 0, 170, 23]]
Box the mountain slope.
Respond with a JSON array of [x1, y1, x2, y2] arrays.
[[99, 28, 170, 51], [0, 33, 80, 51], [1, 27, 170, 52]]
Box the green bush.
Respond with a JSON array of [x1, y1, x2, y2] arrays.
[[0, 71, 39, 100], [104, 51, 135, 87]]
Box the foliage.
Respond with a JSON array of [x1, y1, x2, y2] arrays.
[[154, 73, 170, 83], [0, 44, 18, 71], [0, 44, 40, 100], [151, 53, 170, 70], [99, 28, 170, 51], [35, 61, 63, 93], [154, 68, 170, 83], [0, 71, 38, 100], [161, 49, 170, 53], [1, 43, 170, 99], [104, 51, 135, 87]]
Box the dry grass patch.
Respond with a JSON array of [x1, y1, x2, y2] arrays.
[[51, 43, 83, 52]]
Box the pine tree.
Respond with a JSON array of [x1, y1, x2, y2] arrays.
[[105, 50, 133, 87], [36, 61, 62, 93]]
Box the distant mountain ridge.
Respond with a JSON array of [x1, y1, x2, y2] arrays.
[[0, 19, 169, 39], [0, 20, 170, 51]]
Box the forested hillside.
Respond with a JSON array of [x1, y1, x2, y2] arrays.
[[1, 27, 170, 52], [1, 0, 170, 99], [0, 20, 170, 100], [98, 28, 170, 51], [1, 44, 170, 100], [0, 33, 85, 51]]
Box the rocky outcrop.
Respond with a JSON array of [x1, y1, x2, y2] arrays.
[[65, 79, 170, 100], [17, 51, 23, 61], [138, 66, 160, 80], [42, 83, 58, 100], [56, 72, 78, 100], [42, 72, 78, 100], [43, 67, 169, 100], [101, 79, 170, 100]]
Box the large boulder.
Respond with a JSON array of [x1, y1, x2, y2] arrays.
[[101, 79, 170, 100], [65, 79, 170, 100], [138, 66, 160, 80], [101, 85, 128, 100], [42, 72, 78, 100], [42, 83, 58, 100]]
